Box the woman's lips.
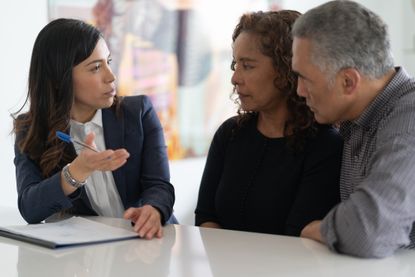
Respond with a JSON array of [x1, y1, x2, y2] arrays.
[[237, 92, 249, 98], [104, 89, 116, 96]]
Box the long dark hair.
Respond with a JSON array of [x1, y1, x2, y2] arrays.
[[231, 10, 316, 152], [13, 18, 120, 177]]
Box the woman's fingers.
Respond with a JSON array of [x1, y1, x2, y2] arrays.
[[80, 149, 129, 171], [124, 206, 162, 239], [96, 150, 129, 171]]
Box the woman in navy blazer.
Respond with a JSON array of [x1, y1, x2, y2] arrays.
[[13, 18, 175, 239]]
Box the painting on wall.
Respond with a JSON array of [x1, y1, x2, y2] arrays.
[[48, 0, 280, 159]]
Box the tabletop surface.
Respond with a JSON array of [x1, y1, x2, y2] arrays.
[[1, 207, 414, 277]]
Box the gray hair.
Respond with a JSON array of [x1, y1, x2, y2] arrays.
[[292, 0, 394, 81]]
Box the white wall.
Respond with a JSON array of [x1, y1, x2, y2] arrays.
[[0, 1, 47, 207], [170, 157, 205, 225], [0, 0, 414, 226]]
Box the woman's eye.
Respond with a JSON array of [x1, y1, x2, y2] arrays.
[[230, 61, 236, 71], [91, 64, 101, 72], [107, 58, 112, 65]]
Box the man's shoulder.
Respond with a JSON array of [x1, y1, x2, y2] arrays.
[[377, 87, 415, 139]]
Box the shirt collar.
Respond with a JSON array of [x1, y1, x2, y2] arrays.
[[340, 67, 411, 137], [70, 109, 103, 128], [90, 109, 103, 128]]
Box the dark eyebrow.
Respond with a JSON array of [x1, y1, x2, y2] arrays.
[[233, 56, 258, 63], [239, 57, 257, 62], [85, 59, 104, 66], [85, 54, 112, 66]]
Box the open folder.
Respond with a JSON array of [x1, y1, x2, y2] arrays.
[[0, 217, 139, 249]]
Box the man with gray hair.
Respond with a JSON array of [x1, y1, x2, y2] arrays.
[[292, 0, 415, 258]]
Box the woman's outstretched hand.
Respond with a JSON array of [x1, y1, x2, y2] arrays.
[[60, 132, 130, 195]]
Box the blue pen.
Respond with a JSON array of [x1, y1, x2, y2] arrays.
[[56, 131, 99, 153]]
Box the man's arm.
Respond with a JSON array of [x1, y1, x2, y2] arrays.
[[320, 134, 415, 258]]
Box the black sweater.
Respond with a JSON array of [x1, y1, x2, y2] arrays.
[[195, 116, 343, 236]]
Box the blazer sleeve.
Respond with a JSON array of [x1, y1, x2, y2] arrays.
[[123, 95, 175, 224], [14, 137, 75, 224]]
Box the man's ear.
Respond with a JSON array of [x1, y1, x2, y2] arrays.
[[341, 68, 360, 95]]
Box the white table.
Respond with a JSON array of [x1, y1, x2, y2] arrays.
[[1, 207, 414, 277]]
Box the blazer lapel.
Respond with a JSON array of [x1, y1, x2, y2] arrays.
[[102, 108, 127, 207]]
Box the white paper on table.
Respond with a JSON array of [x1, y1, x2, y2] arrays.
[[0, 217, 139, 248]]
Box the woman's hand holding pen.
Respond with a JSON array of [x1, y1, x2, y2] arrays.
[[61, 132, 130, 195], [75, 132, 130, 173], [124, 205, 163, 240]]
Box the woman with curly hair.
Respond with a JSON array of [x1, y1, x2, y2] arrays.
[[13, 18, 176, 239], [195, 10, 343, 236]]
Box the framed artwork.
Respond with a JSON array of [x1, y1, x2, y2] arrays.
[[48, 0, 278, 159]]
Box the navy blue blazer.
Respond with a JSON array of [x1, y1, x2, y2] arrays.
[[14, 95, 175, 224]]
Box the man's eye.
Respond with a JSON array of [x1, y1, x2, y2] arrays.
[[243, 63, 253, 69]]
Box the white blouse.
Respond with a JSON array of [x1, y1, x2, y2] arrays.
[[70, 109, 125, 218]]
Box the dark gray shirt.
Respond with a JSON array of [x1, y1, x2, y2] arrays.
[[321, 67, 415, 258]]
